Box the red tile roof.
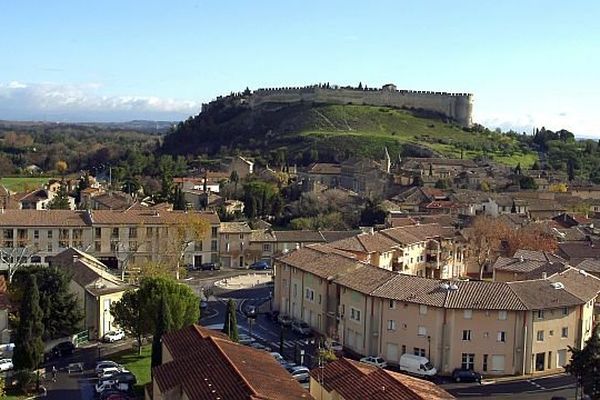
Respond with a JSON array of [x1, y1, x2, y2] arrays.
[[155, 325, 312, 400], [310, 358, 454, 400]]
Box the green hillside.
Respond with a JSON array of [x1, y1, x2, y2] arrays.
[[162, 103, 536, 167]]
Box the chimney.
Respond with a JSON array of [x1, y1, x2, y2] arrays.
[[542, 272, 547, 279]]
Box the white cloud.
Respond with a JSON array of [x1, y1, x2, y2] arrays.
[[0, 81, 201, 122]]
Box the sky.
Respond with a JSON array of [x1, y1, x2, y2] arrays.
[[0, 1, 599, 136]]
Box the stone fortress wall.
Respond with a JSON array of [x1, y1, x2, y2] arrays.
[[246, 84, 473, 127]]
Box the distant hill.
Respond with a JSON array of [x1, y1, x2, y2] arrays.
[[162, 103, 536, 167], [0, 119, 175, 134]]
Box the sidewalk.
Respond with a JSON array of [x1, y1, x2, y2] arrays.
[[482, 370, 568, 384]]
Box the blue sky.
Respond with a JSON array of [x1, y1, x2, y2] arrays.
[[0, 1, 598, 135]]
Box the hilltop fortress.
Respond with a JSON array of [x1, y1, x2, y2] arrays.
[[202, 83, 474, 127]]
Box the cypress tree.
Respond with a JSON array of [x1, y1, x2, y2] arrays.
[[222, 299, 239, 342], [13, 275, 44, 371], [151, 295, 172, 370]]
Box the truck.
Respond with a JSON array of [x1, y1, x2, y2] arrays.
[[399, 354, 437, 377]]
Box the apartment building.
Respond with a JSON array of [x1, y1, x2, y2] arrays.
[[273, 245, 600, 376], [0, 209, 220, 270], [326, 224, 466, 279], [219, 221, 253, 268]]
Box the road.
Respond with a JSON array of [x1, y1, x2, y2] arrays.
[[442, 373, 577, 399]]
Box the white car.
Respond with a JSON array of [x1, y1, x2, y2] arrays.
[[0, 358, 13, 372], [95, 380, 129, 394], [103, 330, 125, 343], [360, 356, 387, 368], [98, 366, 128, 379], [95, 360, 122, 375], [325, 340, 343, 352], [269, 352, 285, 363], [289, 366, 310, 381]]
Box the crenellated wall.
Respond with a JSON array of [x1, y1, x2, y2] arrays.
[[245, 85, 473, 127]]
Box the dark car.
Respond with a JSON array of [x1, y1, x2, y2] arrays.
[[200, 262, 220, 271], [249, 260, 270, 270], [46, 341, 76, 360], [244, 305, 257, 318], [452, 368, 482, 383]]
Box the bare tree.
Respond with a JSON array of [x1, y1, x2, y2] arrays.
[[467, 216, 509, 280], [0, 245, 37, 283], [160, 214, 210, 280]]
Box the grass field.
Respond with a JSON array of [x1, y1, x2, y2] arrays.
[[110, 345, 151, 395], [0, 176, 54, 192], [287, 105, 538, 167]]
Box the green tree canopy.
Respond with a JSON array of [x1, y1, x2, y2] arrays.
[[566, 324, 600, 399], [47, 180, 71, 209], [112, 277, 199, 354], [12, 266, 83, 341], [13, 275, 44, 371]]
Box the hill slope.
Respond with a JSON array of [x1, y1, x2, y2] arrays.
[[162, 103, 536, 167]]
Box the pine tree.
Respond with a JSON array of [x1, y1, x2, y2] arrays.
[[514, 162, 522, 175], [47, 180, 70, 209], [222, 299, 239, 342], [151, 295, 173, 370], [13, 275, 44, 371], [566, 324, 600, 399], [568, 159, 576, 182]]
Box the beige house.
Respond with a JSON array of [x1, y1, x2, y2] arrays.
[[49, 248, 130, 339], [229, 155, 254, 179], [0, 209, 220, 271], [273, 245, 600, 377], [219, 221, 253, 268]]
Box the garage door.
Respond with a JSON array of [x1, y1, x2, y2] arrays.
[[386, 343, 399, 364], [491, 355, 505, 372], [557, 349, 567, 367]]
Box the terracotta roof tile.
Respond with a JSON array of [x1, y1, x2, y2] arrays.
[[273, 230, 326, 243]]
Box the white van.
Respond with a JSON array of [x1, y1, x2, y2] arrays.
[[399, 354, 437, 377]]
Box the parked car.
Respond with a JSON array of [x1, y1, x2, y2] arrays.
[[289, 366, 310, 381], [46, 341, 75, 360], [103, 329, 126, 343], [95, 380, 130, 394], [0, 358, 13, 372], [269, 352, 285, 364], [291, 320, 311, 336], [399, 354, 437, 377], [249, 342, 269, 351], [186, 264, 197, 271], [98, 366, 129, 379], [238, 334, 255, 345], [200, 262, 220, 271], [452, 368, 482, 383], [0, 343, 15, 356], [277, 314, 292, 327], [359, 356, 388, 368], [249, 260, 270, 270], [96, 361, 122, 375]]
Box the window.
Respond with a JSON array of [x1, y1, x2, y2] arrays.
[[129, 227, 137, 238], [111, 228, 119, 238], [34, 230, 39, 239], [549, 330, 554, 337], [536, 310, 544, 320], [483, 354, 488, 372], [47, 230, 53, 239], [537, 330, 544, 341], [492, 355, 505, 372], [305, 288, 315, 302], [389, 299, 396, 309], [498, 310, 507, 320], [418, 326, 427, 337], [562, 307, 569, 316], [461, 353, 475, 370], [47, 243, 52, 252], [2, 229, 13, 240], [462, 330, 472, 341], [402, 345, 406, 355], [350, 308, 361, 322], [561, 327, 568, 338], [414, 347, 426, 357], [263, 243, 271, 252], [211, 227, 218, 238], [497, 331, 506, 342], [293, 284, 298, 298], [95, 242, 101, 252], [195, 240, 203, 251], [419, 305, 428, 315], [318, 294, 322, 305], [146, 227, 153, 237], [387, 320, 396, 331], [464, 309, 472, 319], [211, 240, 218, 251]]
